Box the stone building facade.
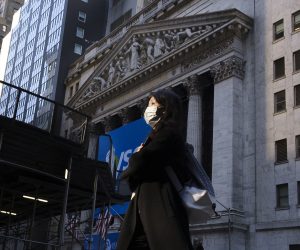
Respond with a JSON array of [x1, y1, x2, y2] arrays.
[[63, 0, 300, 249]]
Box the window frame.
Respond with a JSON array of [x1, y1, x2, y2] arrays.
[[295, 85, 300, 107], [292, 10, 300, 32], [296, 135, 300, 159], [76, 27, 85, 38], [74, 43, 82, 55], [273, 57, 285, 80], [276, 183, 289, 209], [275, 138, 288, 164], [78, 11, 86, 23], [273, 19, 284, 41], [274, 90, 286, 114], [293, 49, 300, 73]]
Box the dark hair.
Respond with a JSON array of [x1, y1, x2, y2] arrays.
[[148, 88, 183, 132]]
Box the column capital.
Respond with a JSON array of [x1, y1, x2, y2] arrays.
[[184, 75, 201, 96], [100, 116, 113, 133], [210, 56, 245, 84], [136, 98, 148, 112], [118, 107, 130, 124]]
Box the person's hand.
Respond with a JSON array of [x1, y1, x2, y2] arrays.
[[136, 143, 144, 152]]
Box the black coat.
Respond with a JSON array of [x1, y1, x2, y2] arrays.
[[116, 125, 193, 250]]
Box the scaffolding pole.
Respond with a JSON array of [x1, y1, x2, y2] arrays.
[[58, 156, 72, 249]]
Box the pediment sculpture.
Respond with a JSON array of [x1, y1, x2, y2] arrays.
[[77, 25, 216, 105]]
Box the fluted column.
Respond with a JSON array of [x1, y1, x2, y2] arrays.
[[185, 75, 202, 163]]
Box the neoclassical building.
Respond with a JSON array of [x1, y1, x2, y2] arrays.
[[63, 0, 300, 249]]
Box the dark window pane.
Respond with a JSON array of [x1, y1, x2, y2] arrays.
[[296, 135, 300, 158], [293, 11, 300, 32], [276, 183, 289, 208], [295, 85, 300, 107], [274, 90, 286, 113], [293, 50, 300, 72], [274, 57, 285, 79], [273, 19, 284, 40], [290, 244, 300, 250], [275, 139, 287, 163]]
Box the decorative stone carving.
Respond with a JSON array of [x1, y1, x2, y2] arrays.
[[100, 116, 113, 132], [119, 107, 130, 124], [137, 98, 148, 113], [143, 37, 155, 63], [126, 37, 142, 71], [210, 56, 245, 83], [107, 63, 116, 86], [76, 25, 219, 105], [184, 75, 201, 96], [77, 77, 104, 104], [181, 38, 234, 72], [175, 28, 202, 44], [154, 37, 165, 58]]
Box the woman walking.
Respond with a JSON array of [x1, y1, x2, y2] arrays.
[[117, 89, 193, 250]]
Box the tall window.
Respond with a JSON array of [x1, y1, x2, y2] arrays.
[[78, 11, 86, 22], [274, 90, 286, 113], [275, 139, 287, 164], [76, 27, 84, 38], [274, 57, 285, 80], [276, 183, 289, 208], [292, 10, 300, 32], [293, 50, 300, 72], [296, 135, 300, 159], [75, 82, 79, 92], [295, 85, 300, 107], [74, 43, 82, 55], [273, 19, 284, 41]]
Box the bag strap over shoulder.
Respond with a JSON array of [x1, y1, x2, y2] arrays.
[[165, 166, 184, 192]]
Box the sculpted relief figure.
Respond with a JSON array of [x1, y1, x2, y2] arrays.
[[143, 37, 155, 63], [164, 31, 176, 51], [154, 37, 165, 58], [126, 37, 142, 71], [175, 28, 201, 44], [115, 57, 127, 82], [94, 75, 106, 89], [107, 63, 116, 86]]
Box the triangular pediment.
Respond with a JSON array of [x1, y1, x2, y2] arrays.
[[68, 9, 252, 110]]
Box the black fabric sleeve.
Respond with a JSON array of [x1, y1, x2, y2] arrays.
[[121, 127, 181, 181]]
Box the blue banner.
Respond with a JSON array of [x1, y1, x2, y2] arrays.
[[98, 118, 151, 193]]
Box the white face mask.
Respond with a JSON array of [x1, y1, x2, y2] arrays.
[[144, 106, 160, 127]]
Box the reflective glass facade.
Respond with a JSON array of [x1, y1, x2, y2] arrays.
[[0, 0, 65, 129]]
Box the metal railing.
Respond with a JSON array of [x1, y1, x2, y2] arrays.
[[0, 80, 90, 144]]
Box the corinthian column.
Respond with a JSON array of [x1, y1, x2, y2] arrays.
[[185, 75, 202, 163]]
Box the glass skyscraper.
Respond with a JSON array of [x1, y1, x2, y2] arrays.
[[0, 0, 108, 129]]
